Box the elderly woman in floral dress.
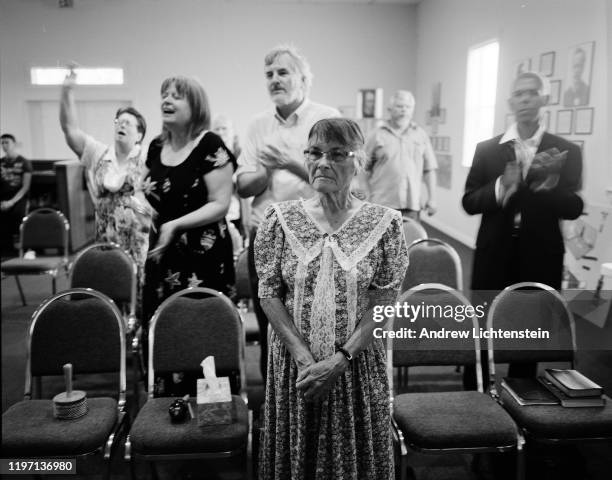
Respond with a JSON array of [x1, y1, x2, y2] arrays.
[[255, 118, 409, 480]]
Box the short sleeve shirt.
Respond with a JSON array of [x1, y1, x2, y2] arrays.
[[0, 155, 32, 201]]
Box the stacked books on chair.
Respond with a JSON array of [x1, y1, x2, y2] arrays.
[[501, 369, 606, 408]]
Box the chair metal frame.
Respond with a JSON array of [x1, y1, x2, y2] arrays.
[[125, 287, 250, 477], [11, 288, 127, 479], [405, 238, 463, 291], [402, 217, 428, 246], [487, 282, 612, 445], [69, 241, 141, 406], [1, 207, 70, 305], [387, 283, 524, 480]]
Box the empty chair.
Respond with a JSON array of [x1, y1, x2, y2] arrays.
[[487, 283, 612, 457], [401, 238, 463, 292], [70, 241, 141, 406], [1, 208, 69, 305], [388, 283, 523, 480], [1, 288, 127, 479], [126, 287, 250, 477], [402, 216, 428, 246]]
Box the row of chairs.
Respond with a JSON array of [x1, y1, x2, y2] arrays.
[[1, 286, 251, 479], [388, 282, 612, 480]]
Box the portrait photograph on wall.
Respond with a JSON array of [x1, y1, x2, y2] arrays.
[[563, 41, 594, 107], [548, 79, 561, 105], [539, 51, 555, 77], [356, 88, 383, 119]]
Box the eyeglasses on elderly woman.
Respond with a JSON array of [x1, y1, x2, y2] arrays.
[[303, 148, 355, 163]]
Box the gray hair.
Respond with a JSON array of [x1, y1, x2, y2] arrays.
[[264, 44, 313, 93], [307, 118, 365, 172], [388, 90, 415, 107]]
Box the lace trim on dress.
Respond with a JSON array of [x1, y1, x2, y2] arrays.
[[274, 203, 398, 359]]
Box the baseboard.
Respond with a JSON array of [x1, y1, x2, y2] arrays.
[[421, 216, 476, 249]]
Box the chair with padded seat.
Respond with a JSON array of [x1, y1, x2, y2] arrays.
[[487, 282, 612, 459], [402, 217, 428, 247], [1, 208, 70, 306], [70, 241, 142, 406], [1, 288, 128, 479], [125, 287, 250, 478], [387, 283, 524, 480]]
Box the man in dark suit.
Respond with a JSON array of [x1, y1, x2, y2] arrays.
[[462, 72, 583, 387]]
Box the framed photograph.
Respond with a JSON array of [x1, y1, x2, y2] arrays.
[[539, 51, 555, 77], [541, 110, 551, 131], [548, 79, 561, 105], [515, 58, 531, 77], [556, 109, 573, 135], [563, 41, 594, 107], [356, 88, 383, 119], [574, 107, 594, 134]]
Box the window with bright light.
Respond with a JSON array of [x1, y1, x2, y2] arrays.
[[462, 41, 499, 167], [30, 67, 124, 85]]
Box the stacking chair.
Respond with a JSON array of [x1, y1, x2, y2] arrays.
[[1, 288, 128, 479], [401, 238, 463, 293], [388, 283, 523, 480], [1, 208, 70, 305], [402, 217, 428, 247], [487, 283, 612, 456], [70, 242, 141, 405], [125, 287, 250, 478]]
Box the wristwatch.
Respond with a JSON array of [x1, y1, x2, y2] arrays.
[[335, 343, 353, 362]]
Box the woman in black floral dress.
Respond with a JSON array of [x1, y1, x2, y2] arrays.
[[143, 76, 236, 333]]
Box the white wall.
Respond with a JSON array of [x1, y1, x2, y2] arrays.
[[0, 0, 417, 158], [415, 0, 609, 246]]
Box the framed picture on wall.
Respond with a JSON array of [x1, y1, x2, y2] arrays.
[[574, 107, 594, 134], [436, 154, 452, 190], [548, 79, 561, 105], [539, 51, 555, 77], [556, 109, 573, 135], [563, 41, 595, 107], [356, 88, 383, 119], [515, 58, 531, 77]]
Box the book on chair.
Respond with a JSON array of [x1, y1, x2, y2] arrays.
[[543, 368, 603, 398], [501, 377, 559, 406], [538, 376, 605, 408]]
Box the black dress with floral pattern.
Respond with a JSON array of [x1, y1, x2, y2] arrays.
[[143, 132, 236, 324]]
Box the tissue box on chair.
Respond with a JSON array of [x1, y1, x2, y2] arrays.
[[196, 377, 233, 426]]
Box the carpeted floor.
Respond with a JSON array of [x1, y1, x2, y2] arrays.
[[2, 225, 611, 479]]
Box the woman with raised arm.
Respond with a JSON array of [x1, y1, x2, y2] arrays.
[[60, 68, 151, 281]]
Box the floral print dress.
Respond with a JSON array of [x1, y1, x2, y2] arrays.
[[81, 136, 150, 282], [142, 131, 236, 324], [255, 199, 409, 480]]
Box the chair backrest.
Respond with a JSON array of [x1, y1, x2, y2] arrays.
[[486, 282, 576, 389], [387, 283, 486, 393], [70, 242, 137, 309], [234, 248, 251, 300], [401, 238, 463, 292], [20, 208, 69, 255], [25, 288, 126, 405], [402, 217, 428, 246], [148, 287, 245, 398]]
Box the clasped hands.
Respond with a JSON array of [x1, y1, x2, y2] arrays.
[[501, 147, 567, 196], [295, 354, 348, 402]]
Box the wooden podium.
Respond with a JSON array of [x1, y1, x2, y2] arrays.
[[55, 160, 95, 252]]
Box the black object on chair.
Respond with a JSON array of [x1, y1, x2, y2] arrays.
[[125, 287, 250, 478], [487, 283, 612, 459], [1, 288, 128, 479], [388, 283, 524, 480], [1, 208, 69, 305]]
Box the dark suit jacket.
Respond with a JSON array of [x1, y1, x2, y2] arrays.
[[462, 132, 583, 290]]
